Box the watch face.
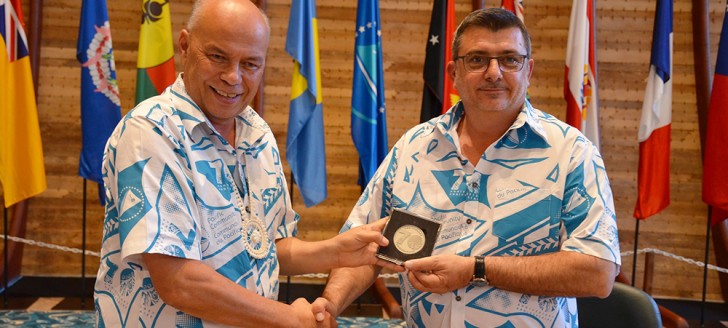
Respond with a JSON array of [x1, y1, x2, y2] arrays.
[[471, 278, 487, 287]]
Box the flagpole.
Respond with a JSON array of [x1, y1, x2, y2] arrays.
[[631, 220, 640, 286], [287, 172, 294, 304], [3, 206, 7, 308], [691, 0, 712, 325], [81, 179, 88, 308]]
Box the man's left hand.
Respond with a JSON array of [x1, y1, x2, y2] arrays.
[[404, 254, 473, 294]]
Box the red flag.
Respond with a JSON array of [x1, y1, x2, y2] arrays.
[[634, 0, 672, 220], [704, 4, 728, 225], [564, 0, 600, 149], [501, 0, 524, 22]]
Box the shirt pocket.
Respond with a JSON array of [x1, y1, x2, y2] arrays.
[[491, 185, 561, 256]]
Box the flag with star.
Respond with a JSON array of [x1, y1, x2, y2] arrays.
[[420, 0, 458, 122], [351, 0, 388, 187], [285, 0, 328, 207]]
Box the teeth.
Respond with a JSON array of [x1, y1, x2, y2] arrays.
[[215, 89, 238, 98]]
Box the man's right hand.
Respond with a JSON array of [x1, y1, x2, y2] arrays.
[[291, 298, 336, 328], [311, 297, 338, 327]]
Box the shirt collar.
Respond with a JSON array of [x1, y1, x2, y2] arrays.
[[435, 99, 549, 146], [167, 74, 268, 147]]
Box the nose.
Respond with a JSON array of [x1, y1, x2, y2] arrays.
[[220, 64, 243, 85], [483, 58, 502, 81]]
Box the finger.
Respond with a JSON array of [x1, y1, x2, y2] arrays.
[[356, 229, 389, 247], [376, 259, 406, 272], [403, 258, 426, 271], [368, 217, 389, 232]]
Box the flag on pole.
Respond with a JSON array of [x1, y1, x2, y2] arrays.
[[77, 0, 122, 204], [564, 0, 600, 149], [352, 0, 388, 187], [420, 0, 459, 123], [135, 0, 175, 104], [285, 0, 327, 207], [501, 0, 524, 22], [0, 0, 46, 207], [703, 1, 728, 225], [634, 0, 672, 220]]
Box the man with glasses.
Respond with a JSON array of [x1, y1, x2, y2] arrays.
[[316, 8, 620, 327]]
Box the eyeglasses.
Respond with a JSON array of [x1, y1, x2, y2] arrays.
[[453, 54, 529, 73]]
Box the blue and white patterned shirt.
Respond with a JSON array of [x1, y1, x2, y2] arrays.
[[343, 101, 620, 328], [94, 76, 299, 327]]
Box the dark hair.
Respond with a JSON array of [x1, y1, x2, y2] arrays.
[[452, 8, 531, 58]]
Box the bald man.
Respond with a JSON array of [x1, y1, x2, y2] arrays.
[[94, 1, 396, 326]]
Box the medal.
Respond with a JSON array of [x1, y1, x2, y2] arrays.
[[242, 213, 269, 259]]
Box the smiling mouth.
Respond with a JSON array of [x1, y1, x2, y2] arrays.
[[212, 87, 241, 99]]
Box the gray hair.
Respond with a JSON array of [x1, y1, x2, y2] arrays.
[[452, 8, 531, 58]]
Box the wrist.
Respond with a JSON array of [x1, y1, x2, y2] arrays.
[[470, 255, 488, 287]]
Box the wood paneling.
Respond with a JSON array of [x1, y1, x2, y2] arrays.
[[2, 0, 725, 302]]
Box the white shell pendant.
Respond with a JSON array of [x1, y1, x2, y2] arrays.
[[242, 214, 269, 259]]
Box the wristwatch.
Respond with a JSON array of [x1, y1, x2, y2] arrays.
[[471, 255, 488, 287]]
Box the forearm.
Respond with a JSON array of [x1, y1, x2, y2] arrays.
[[322, 265, 380, 316], [276, 237, 337, 275], [486, 251, 617, 298], [143, 254, 300, 327]]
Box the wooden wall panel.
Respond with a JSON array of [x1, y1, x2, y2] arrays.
[[1, 0, 725, 302]]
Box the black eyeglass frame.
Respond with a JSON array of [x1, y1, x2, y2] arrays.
[[453, 54, 529, 73]]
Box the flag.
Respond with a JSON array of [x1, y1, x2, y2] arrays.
[[77, 0, 122, 205], [501, 0, 524, 22], [703, 2, 728, 225], [0, 0, 46, 207], [285, 0, 327, 207], [634, 0, 672, 220], [351, 0, 388, 187], [420, 0, 459, 123], [135, 0, 175, 104], [564, 0, 600, 149]]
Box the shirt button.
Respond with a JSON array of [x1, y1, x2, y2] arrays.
[[455, 296, 462, 302], [471, 182, 478, 188], [467, 219, 472, 224], [245, 206, 251, 213]]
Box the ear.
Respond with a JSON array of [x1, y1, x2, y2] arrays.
[[179, 29, 190, 58], [525, 57, 534, 80], [447, 60, 457, 87]]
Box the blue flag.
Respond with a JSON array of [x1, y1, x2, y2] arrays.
[[77, 0, 121, 204], [285, 0, 327, 207], [352, 0, 388, 187]]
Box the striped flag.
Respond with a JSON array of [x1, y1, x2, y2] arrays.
[[77, 0, 122, 204], [0, 0, 46, 207], [135, 0, 175, 104], [285, 0, 327, 207], [704, 1, 728, 225], [420, 0, 459, 123], [634, 0, 672, 220], [564, 0, 600, 149], [501, 0, 524, 22], [351, 0, 388, 187]]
